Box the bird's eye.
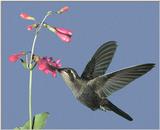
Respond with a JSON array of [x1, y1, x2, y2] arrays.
[[66, 70, 72, 75], [67, 70, 71, 73]]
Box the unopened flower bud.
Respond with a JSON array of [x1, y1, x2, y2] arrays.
[[20, 13, 35, 21], [57, 6, 69, 14]]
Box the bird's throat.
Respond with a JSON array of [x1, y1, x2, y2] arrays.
[[60, 72, 81, 96]]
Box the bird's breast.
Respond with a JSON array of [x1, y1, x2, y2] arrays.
[[77, 86, 101, 110]]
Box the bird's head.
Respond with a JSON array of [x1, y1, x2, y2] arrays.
[[57, 68, 80, 82]]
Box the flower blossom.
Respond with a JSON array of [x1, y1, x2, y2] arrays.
[[20, 13, 35, 21], [55, 27, 72, 42], [37, 57, 62, 78], [9, 51, 26, 62], [55, 31, 72, 42], [44, 24, 72, 43]]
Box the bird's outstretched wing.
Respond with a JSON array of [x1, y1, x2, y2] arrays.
[[93, 64, 155, 97], [81, 41, 117, 80]]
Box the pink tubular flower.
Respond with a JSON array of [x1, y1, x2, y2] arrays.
[[9, 51, 25, 62], [55, 27, 72, 42], [51, 59, 62, 68], [44, 24, 72, 43], [20, 13, 35, 21], [55, 31, 72, 43], [57, 6, 69, 14], [37, 57, 62, 78], [55, 28, 72, 36]]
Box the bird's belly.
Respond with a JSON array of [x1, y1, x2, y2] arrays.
[[77, 89, 101, 111]]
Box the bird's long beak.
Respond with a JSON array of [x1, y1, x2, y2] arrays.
[[57, 68, 62, 72], [57, 68, 65, 73], [48, 64, 65, 73], [48, 65, 60, 72]]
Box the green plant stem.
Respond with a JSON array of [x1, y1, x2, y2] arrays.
[[29, 70, 33, 130], [28, 11, 52, 130]]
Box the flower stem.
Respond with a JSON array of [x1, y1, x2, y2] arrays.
[[29, 11, 52, 66], [28, 11, 52, 130], [29, 70, 33, 129]]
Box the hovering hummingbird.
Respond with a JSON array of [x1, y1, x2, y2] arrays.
[[53, 41, 155, 121]]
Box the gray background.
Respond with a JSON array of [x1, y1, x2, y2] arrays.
[[2, 1, 159, 129]]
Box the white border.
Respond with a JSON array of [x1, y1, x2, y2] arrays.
[[1, 0, 160, 1]]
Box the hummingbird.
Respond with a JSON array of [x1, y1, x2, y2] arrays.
[[53, 41, 155, 121]]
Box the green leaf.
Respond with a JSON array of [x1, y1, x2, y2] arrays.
[[14, 119, 31, 130], [14, 112, 49, 130], [21, 119, 30, 129], [33, 112, 49, 129]]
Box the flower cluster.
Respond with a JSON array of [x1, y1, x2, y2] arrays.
[[10, 6, 72, 129], [9, 6, 73, 78], [37, 57, 62, 77], [20, 6, 72, 43], [9, 51, 62, 78]]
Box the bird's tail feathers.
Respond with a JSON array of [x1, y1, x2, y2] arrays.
[[100, 99, 133, 121]]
